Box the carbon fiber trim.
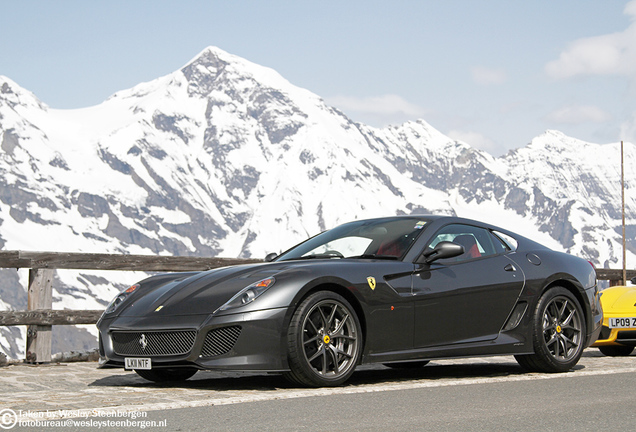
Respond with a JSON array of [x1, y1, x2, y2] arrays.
[[200, 326, 242, 357]]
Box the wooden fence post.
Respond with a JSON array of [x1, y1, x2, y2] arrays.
[[26, 268, 54, 363]]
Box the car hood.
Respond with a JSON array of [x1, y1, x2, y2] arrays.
[[116, 259, 354, 317], [600, 286, 636, 314], [115, 262, 292, 317]]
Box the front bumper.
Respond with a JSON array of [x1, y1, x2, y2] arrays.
[[591, 314, 636, 347], [97, 307, 290, 372], [585, 284, 603, 347]]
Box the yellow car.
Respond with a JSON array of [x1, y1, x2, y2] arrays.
[[592, 280, 636, 356]]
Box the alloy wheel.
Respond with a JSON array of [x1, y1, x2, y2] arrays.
[[301, 299, 359, 378], [541, 295, 582, 362]]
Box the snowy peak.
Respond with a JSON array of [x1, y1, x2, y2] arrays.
[[181, 46, 304, 97], [0, 76, 46, 111], [0, 46, 632, 265], [0, 49, 632, 280], [523, 130, 597, 156], [181, 47, 233, 98], [1, 46, 635, 358]]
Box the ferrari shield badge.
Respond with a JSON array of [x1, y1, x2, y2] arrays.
[[367, 277, 376, 290]]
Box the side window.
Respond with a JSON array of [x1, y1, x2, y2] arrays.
[[428, 224, 501, 262], [492, 230, 517, 251]]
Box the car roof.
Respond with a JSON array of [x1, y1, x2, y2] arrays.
[[354, 215, 548, 252]]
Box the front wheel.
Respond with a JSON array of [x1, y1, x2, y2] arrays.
[[515, 287, 586, 373], [284, 291, 362, 387], [134, 367, 198, 382]]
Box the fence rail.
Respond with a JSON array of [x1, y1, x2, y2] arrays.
[[0, 250, 261, 271], [0, 250, 632, 363], [594, 268, 636, 281], [0, 250, 260, 363], [0, 310, 106, 326]]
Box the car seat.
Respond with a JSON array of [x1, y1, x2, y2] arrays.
[[453, 235, 481, 259]]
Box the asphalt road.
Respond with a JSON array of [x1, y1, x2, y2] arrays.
[[143, 372, 636, 432], [4, 350, 636, 431]]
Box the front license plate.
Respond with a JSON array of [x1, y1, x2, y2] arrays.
[[609, 317, 636, 328], [125, 357, 151, 370]]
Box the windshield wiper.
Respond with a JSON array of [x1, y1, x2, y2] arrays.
[[292, 253, 344, 260], [282, 253, 399, 261], [348, 254, 399, 260]]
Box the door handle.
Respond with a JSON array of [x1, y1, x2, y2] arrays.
[[504, 263, 517, 272]]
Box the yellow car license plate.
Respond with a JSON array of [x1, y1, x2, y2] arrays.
[[609, 317, 636, 328]]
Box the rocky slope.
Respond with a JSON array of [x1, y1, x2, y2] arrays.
[[0, 46, 633, 358]]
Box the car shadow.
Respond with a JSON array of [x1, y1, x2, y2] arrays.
[[89, 358, 583, 391]]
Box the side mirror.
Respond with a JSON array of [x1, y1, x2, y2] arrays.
[[264, 253, 278, 262], [419, 241, 464, 264]]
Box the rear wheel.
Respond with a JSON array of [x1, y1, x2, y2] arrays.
[[598, 345, 634, 356], [284, 291, 362, 387], [134, 367, 198, 382], [515, 287, 585, 373]]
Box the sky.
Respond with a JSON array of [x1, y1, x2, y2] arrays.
[[2, 0, 636, 156]]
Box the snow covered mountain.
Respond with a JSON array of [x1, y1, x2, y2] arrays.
[[0, 46, 634, 358]]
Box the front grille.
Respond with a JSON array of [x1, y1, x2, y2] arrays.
[[617, 330, 636, 341], [111, 330, 196, 356], [200, 326, 242, 357]]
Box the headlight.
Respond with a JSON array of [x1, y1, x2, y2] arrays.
[[216, 277, 275, 312], [105, 284, 139, 314]]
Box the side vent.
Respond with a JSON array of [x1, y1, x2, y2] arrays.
[[503, 302, 528, 331]]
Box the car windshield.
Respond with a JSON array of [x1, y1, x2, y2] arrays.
[[276, 218, 429, 261]]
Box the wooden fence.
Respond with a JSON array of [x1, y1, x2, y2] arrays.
[[0, 250, 633, 363], [0, 251, 260, 363]]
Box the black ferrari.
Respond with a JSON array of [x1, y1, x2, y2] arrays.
[[97, 216, 603, 387]]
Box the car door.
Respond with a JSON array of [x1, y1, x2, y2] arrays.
[[412, 224, 525, 348]]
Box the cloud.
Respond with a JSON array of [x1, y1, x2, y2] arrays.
[[620, 113, 636, 144], [546, 105, 611, 124], [627, 0, 636, 19], [446, 130, 497, 153], [545, 1, 636, 79], [471, 66, 507, 85]]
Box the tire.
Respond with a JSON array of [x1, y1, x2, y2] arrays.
[[598, 345, 634, 356], [284, 291, 362, 387], [383, 361, 430, 369], [515, 287, 586, 373], [134, 367, 198, 382]]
